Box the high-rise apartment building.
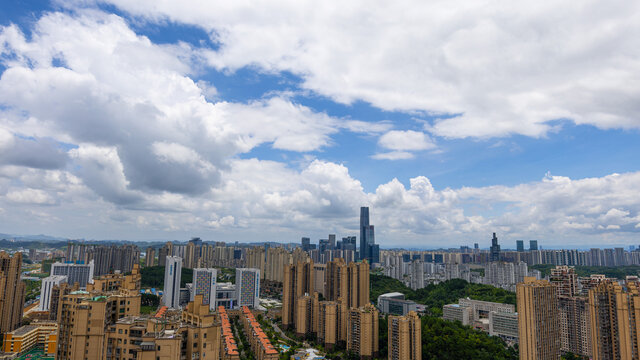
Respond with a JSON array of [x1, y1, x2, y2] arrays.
[[282, 260, 315, 329], [550, 265, 578, 297], [86, 244, 140, 276], [388, 311, 421, 360], [517, 277, 560, 360], [246, 247, 266, 279], [145, 247, 155, 267], [347, 304, 379, 359], [158, 241, 173, 267], [558, 296, 591, 358], [37, 275, 67, 312], [235, 268, 260, 308], [163, 256, 182, 309], [410, 260, 424, 290], [589, 281, 640, 360], [192, 268, 217, 310], [490, 233, 501, 262], [265, 247, 292, 282], [50, 260, 94, 288], [0, 252, 26, 337]]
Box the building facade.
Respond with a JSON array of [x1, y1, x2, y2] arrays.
[[517, 277, 561, 360], [388, 311, 421, 360], [163, 256, 182, 309]]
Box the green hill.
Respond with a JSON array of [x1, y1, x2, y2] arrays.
[[370, 275, 516, 316]]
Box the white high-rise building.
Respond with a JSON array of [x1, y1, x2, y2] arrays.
[[37, 275, 67, 311], [163, 256, 182, 309], [191, 268, 217, 310], [235, 268, 260, 308], [50, 260, 94, 288]]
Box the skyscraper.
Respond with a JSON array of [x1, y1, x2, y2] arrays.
[[517, 277, 561, 360], [0, 252, 26, 337], [236, 268, 260, 308], [360, 207, 379, 265], [388, 311, 421, 360], [301, 237, 311, 252], [163, 256, 182, 309], [516, 240, 524, 252], [191, 268, 217, 310], [529, 240, 539, 251], [490, 233, 501, 262]]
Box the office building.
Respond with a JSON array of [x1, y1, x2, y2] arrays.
[[0, 252, 26, 337], [236, 268, 260, 308], [517, 277, 560, 360], [192, 268, 217, 310], [388, 311, 421, 360], [163, 256, 182, 309], [37, 275, 67, 312], [377, 293, 418, 316], [50, 260, 95, 288], [490, 233, 501, 262], [489, 311, 519, 342], [301, 237, 311, 251], [347, 304, 379, 359], [359, 207, 379, 265], [443, 304, 473, 325], [458, 298, 515, 321], [529, 240, 538, 251], [145, 247, 156, 267], [589, 281, 640, 360], [517, 240, 524, 252]]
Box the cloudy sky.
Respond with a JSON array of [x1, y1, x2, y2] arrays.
[[1, 0, 639, 248]]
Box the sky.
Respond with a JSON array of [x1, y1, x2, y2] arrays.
[[0, 0, 639, 249]]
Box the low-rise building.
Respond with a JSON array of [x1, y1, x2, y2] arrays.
[[377, 293, 418, 316], [443, 304, 472, 325], [2, 321, 57, 356]]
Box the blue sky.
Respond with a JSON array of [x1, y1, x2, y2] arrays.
[[0, 0, 639, 248]]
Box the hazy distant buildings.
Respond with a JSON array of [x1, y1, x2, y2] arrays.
[[163, 256, 182, 309], [529, 240, 538, 251], [516, 240, 524, 252], [145, 247, 156, 267]]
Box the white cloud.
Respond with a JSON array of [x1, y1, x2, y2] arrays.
[[371, 151, 414, 160], [378, 130, 435, 151], [82, 0, 640, 139], [6, 188, 57, 205]]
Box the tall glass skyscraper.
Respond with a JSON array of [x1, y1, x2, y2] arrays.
[[359, 207, 379, 265]]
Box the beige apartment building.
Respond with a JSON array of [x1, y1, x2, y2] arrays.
[[517, 277, 561, 360], [347, 303, 379, 359], [388, 311, 421, 360], [0, 252, 26, 337]]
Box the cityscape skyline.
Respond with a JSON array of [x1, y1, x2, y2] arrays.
[[1, 2, 640, 248]]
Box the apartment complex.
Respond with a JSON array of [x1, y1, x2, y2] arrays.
[[145, 247, 155, 267], [2, 321, 57, 356], [192, 268, 217, 310], [388, 311, 421, 360], [282, 258, 375, 357], [517, 277, 561, 360]]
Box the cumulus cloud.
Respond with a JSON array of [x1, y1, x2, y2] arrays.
[[0, 6, 639, 247], [81, 0, 640, 139]]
